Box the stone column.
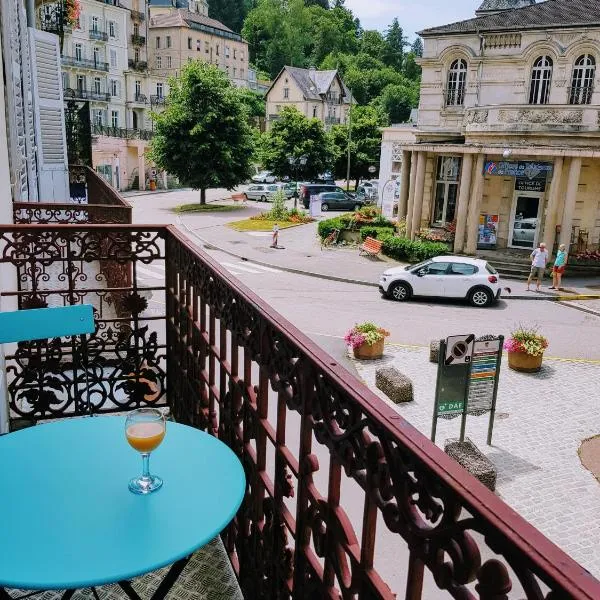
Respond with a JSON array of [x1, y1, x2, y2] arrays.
[[453, 153, 474, 254], [542, 157, 564, 255], [410, 152, 427, 240], [559, 157, 582, 249], [138, 149, 146, 191], [464, 154, 486, 255], [397, 150, 411, 219], [404, 150, 418, 235]]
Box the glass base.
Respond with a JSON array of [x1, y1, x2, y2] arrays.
[[129, 474, 163, 495]]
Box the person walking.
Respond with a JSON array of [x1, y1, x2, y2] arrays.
[[527, 242, 549, 292], [271, 223, 280, 248], [550, 243, 567, 290]]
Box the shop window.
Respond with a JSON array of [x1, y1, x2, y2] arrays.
[[529, 56, 553, 104], [570, 54, 595, 105], [432, 156, 461, 225], [445, 59, 467, 106]]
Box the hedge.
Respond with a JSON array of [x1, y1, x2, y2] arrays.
[[318, 215, 394, 238], [317, 217, 346, 239], [359, 226, 396, 241], [381, 235, 449, 262]]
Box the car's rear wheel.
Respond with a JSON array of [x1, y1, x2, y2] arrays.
[[321, 203, 329, 212], [469, 287, 493, 307], [389, 281, 411, 302], [261, 195, 267, 202]]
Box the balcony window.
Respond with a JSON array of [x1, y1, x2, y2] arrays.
[[570, 54, 595, 105], [91, 16, 99, 33], [77, 74, 85, 91], [110, 79, 118, 97], [529, 55, 553, 105], [432, 156, 461, 225], [134, 48, 140, 63], [75, 43, 82, 61], [135, 80, 141, 96], [94, 77, 101, 94], [111, 110, 119, 128], [93, 109, 103, 126], [445, 59, 467, 106], [156, 82, 163, 99]]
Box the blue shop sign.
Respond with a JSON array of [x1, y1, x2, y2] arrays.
[[483, 161, 553, 179]]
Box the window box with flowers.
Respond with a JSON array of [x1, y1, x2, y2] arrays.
[[345, 322, 390, 360], [504, 327, 548, 373]]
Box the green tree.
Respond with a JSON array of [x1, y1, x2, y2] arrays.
[[404, 51, 421, 79], [384, 18, 407, 71], [306, 4, 359, 66], [329, 105, 386, 188], [305, 0, 329, 7], [371, 81, 419, 124], [149, 62, 254, 205], [360, 30, 388, 61], [261, 107, 331, 180], [209, 0, 253, 32], [411, 37, 424, 57], [236, 87, 266, 126]]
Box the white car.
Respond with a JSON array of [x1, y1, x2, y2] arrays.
[[252, 171, 276, 184], [379, 256, 501, 307]]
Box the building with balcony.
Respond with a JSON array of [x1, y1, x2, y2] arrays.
[[379, 0, 600, 259], [147, 0, 249, 88], [265, 66, 352, 130]]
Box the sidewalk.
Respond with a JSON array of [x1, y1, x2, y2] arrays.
[[178, 214, 600, 302]]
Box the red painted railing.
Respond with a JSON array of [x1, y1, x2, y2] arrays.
[[0, 223, 598, 599]]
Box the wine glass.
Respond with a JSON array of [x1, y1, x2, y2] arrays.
[[125, 408, 166, 494]]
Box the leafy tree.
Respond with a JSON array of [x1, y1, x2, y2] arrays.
[[329, 105, 386, 187], [306, 4, 359, 66], [383, 18, 407, 70], [149, 62, 254, 205], [371, 81, 419, 124], [411, 37, 424, 58], [360, 30, 388, 61], [236, 87, 266, 126], [305, 0, 329, 7], [404, 51, 421, 79], [208, 0, 253, 32], [261, 107, 331, 180]]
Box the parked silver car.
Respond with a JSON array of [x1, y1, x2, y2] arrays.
[[244, 184, 279, 202]]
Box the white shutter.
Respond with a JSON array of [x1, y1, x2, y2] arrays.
[[29, 29, 69, 202]]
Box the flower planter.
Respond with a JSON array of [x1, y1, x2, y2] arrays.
[[508, 351, 543, 373], [353, 339, 384, 360]]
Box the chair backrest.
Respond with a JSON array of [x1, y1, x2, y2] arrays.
[[0, 305, 95, 344]]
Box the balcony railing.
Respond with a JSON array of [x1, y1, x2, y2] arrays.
[[131, 34, 146, 46], [325, 116, 340, 125], [62, 55, 109, 72], [131, 93, 147, 104], [150, 95, 165, 105], [130, 9, 145, 21], [89, 29, 109, 42], [0, 223, 599, 599], [128, 59, 148, 72], [64, 87, 111, 102], [92, 124, 153, 140]]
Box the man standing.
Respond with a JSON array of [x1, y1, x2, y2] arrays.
[[527, 242, 549, 292]]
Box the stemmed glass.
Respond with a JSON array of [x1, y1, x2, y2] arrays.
[[125, 408, 166, 494]]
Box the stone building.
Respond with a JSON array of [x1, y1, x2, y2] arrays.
[[379, 0, 600, 257], [265, 66, 351, 130], [148, 0, 249, 88]]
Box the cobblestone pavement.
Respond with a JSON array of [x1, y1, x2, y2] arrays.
[[354, 346, 600, 577]]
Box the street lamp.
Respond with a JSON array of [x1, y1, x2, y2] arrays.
[[287, 155, 307, 209]]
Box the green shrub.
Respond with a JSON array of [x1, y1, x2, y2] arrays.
[[265, 190, 288, 220], [359, 226, 395, 241], [381, 236, 448, 262], [318, 217, 345, 239]]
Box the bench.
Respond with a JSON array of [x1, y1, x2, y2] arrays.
[[359, 236, 383, 257], [231, 193, 247, 204]]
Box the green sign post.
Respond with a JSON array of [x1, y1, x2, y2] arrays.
[[431, 335, 504, 445]]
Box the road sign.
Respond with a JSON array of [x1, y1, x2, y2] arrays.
[[445, 334, 475, 366]]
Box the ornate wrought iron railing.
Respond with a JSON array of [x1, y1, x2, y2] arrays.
[[0, 224, 599, 599], [62, 55, 109, 72], [91, 124, 153, 141], [128, 59, 148, 72]]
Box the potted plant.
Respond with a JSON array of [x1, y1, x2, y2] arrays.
[[345, 322, 390, 360], [504, 327, 548, 372]]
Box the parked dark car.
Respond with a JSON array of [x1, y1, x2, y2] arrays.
[[299, 183, 355, 209], [318, 192, 365, 212]]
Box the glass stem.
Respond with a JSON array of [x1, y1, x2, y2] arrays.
[[142, 453, 150, 480]]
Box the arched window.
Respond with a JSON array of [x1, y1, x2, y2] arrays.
[[446, 59, 467, 106], [529, 56, 553, 104], [570, 54, 596, 105]]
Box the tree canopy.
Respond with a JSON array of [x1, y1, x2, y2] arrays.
[[208, 0, 253, 33], [260, 107, 331, 180], [149, 61, 254, 203]]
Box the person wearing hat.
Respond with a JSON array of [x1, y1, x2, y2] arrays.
[[527, 242, 549, 292], [550, 244, 567, 290]]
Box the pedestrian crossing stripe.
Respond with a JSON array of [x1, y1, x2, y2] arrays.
[[135, 261, 281, 280]]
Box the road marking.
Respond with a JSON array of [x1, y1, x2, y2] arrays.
[[221, 261, 282, 274]]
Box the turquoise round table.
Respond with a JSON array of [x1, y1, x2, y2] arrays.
[[0, 417, 245, 592]]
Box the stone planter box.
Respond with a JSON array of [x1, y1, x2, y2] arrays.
[[340, 230, 361, 243], [353, 339, 384, 360], [375, 367, 413, 404], [508, 351, 543, 373]]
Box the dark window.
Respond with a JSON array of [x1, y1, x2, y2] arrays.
[[433, 156, 461, 225], [529, 56, 553, 104], [188, 37, 192, 50], [446, 59, 467, 106], [426, 262, 450, 275], [449, 263, 477, 275], [570, 54, 595, 105]]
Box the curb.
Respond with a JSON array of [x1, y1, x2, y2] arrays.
[[178, 219, 600, 303]]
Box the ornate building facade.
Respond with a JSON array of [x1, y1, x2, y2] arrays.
[[379, 0, 600, 256]]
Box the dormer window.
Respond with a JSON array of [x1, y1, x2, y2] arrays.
[[446, 59, 467, 106]]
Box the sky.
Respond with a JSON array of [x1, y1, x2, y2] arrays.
[[345, 0, 477, 39]]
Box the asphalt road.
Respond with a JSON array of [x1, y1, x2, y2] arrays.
[[127, 189, 600, 361]]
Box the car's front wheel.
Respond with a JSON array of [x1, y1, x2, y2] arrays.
[[321, 203, 329, 212], [388, 281, 411, 302], [469, 287, 493, 307], [260, 195, 267, 202]]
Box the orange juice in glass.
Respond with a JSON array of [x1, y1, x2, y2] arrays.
[[125, 408, 166, 494]]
